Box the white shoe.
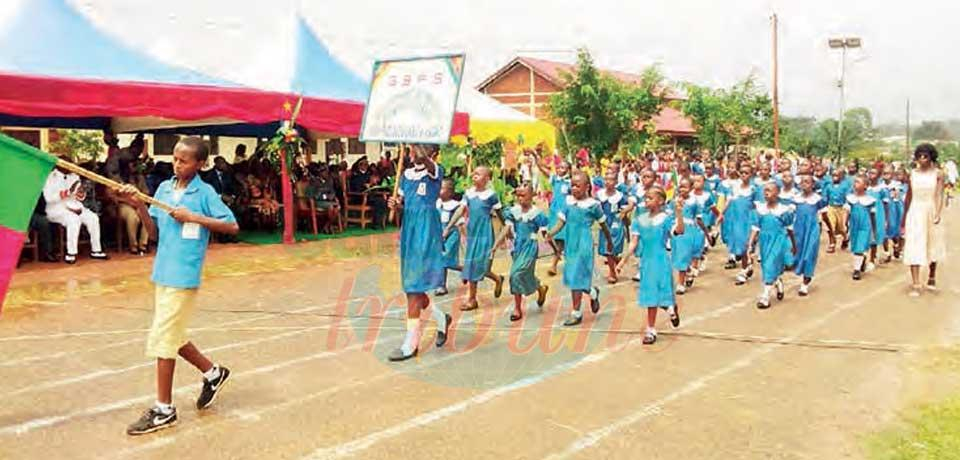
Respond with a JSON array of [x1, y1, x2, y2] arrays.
[[631, 273, 640, 282], [798, 283, 809, 296], [675, 285, 686, 295], [865, 262, 876, 273]]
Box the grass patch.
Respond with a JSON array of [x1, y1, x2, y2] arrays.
[[237, 226, 396, 245], [867, 396, 960, 460]]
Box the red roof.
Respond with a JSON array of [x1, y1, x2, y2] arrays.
[[517, 56, 646, 86], [649, 106, 696, 136]]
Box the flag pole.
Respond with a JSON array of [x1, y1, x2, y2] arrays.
[[388, 143, 406, 223], [54, 158, 172, 212]]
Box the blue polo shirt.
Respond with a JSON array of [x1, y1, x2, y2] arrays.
[[148, 174, 236, 289], [823, 180, 851, 206]]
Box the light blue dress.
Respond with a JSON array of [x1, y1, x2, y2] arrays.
[[705, 174, 722, 193], [632, 211, 677, 308], [548, 174, 572, 242], [721, 181, 756, 256], [692, 190, 717, 230], [844, 194, 877, 254], [886, 180, 905, 239], [505, 205, 548, 296], [437, 199, 463, 285], [560, 196, 605, 292], [596, 189, 629, 257], [629, 185, 649, 256], [752, 177, 779, 204], [670, 196, 705, 271], [399, 166, 446, 294], [793, 192, 826, 279], [867, 184, 890, 244], [461, 187, 501, 282], [754, 202, 795, 285]]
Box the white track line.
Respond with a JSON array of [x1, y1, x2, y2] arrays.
[[541, 279, 900, 460]]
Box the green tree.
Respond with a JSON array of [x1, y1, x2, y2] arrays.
[[780, 116, 817, 155], [680, 76, 773, 156], [547, 49, 665, 159], [913, 121, 951, 141], [49, 129, 104, 163]]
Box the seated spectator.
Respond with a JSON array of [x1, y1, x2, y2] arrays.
[[107, 161, 151, 255], [28, 197, 57, 262], [42, 163, 108, 264]]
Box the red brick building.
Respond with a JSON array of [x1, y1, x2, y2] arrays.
[[476, 56, 696, 143]]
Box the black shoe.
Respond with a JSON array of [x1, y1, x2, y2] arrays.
[[126, 407, 178, 436], [536, 285, 549, 308], [589, 287, 601, 314], [724, 260, 737, 270], [493, 274, 504, 299], [388, 347, 418, 362], [852, 270, 862, 281], [669, 308, 680, 328], [436, 314, 452, 348], [642, 331, 657, 345], [196, 366, 231, 410]]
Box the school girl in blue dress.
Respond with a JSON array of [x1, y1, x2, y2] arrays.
[[778, 171, 800, 206], [387, 148, 452, 362], [435, 179, 465, 296], [867, 167, 892, 264], [748, 183, 796, 309], [547, 172, 613, 327], [442, 166, 505, 312], [752, 162, 780, 204], [844, 175, 879, 280], [533, 154, 571, 276], [670, 178, 707, 294], [490, 184, 552, 322], [690, 174, 720, 274], [883, 168, 906, 258], [618, 187, 684, 345], [792, 175, 827, 296], [597, 171, 630, 284], [720, 163, 757, 285]]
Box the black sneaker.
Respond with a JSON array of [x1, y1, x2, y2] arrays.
[[852, 270, 862, 281], [589, 287, 601, 314], [436, 313, 452, 348], [126, 407, 177, 436], [196, 366, 231, 410]]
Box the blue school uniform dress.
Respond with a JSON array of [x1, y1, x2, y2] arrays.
[[704, 174, 722, 193], [670, 196, 705, 271], [721, 182, 756, 256], [505, 205, 548, 296], [844, 194, 877, 255], [548, 174, 572, 242], [752, 177, 779, 204], [461, 187, 501, 282], [886, 181, 905, 239], [560, 196, 605, 292], [632, 211, 677, 308], [793, 192, 827, 279], [779, 187, 799, 206], [692, 190, 718, 229], [629, 185, 649, 256], [437, 198, 463, 273], [753, 202, 795, 285], [149, 175, 236, 289], [596, 188, 629, 257], [867, 184, 890, 244], [398, 166, 446, 294]]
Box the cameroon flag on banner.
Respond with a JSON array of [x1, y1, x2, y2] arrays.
[[0, 134, 57, 312]]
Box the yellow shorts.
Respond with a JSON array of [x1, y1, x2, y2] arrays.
[[824, 206, 848, 235], [146, 285, 198, 359]]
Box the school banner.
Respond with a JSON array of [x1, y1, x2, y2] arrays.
[[360, 54, 465, 145]]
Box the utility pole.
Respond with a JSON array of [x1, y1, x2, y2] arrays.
[[829, 37, 861, 161], [771, 13, 780, 154]]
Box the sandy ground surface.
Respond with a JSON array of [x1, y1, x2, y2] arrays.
[[1, 209, 957, 460]]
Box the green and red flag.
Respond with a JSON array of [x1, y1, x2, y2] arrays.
[[0, 133, 57, 312]]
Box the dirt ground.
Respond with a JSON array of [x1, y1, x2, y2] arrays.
[[1, 210, 957, 460]]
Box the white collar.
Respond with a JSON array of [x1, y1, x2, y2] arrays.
[[846, 194, 876, 206], [730, 183, 754, 198], [756, 202, 793, 216], [510, 205, 542, 222], [565, 195, 599, 208], [596, 189, 624, 203], [465, 187, 495, 200], [437, 199, 460, 210], [404, 166, 438, 181], [795, 192, 822, 205], [640, 211, 670, 225]]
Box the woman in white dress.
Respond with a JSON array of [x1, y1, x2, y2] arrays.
[[901, 144, 947, 296]]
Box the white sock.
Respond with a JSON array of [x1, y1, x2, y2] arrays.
[[590, 287, 600, 300], [202, 365, 221, 382], [853, 255, 865, 270], [646, 326, 657, 336], [401, 319, 421, 355], [762, 285, 772, 297], [571, 309, 583, 319], [154, 401, 174, 414], [430, 306, 447, 332]]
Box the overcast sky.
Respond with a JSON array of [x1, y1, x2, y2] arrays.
[[4, 0, 958, 123]]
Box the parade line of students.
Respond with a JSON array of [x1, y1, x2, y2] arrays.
[[384, 144, 947, 362]]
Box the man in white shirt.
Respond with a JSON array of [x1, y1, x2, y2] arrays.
[[43, 168, 109, 264]]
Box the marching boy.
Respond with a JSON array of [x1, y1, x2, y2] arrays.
[[119, 136, 239, 435]]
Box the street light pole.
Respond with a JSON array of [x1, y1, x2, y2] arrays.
[[829, 37, 861, 161], [771, 14, 780, 154]]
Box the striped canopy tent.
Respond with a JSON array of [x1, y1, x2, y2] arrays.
[[452, 88, 556, 151], [0, 0, 468, 138]]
